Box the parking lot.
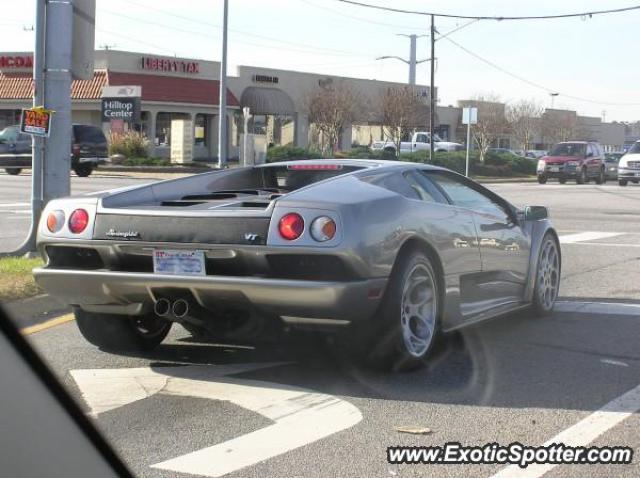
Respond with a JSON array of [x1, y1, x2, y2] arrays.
[[3, 171, 640, 478]]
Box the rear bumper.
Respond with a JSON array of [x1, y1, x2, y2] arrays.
[[33, 267, 387, 324]]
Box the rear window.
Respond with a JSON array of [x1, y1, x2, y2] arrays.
[[261, 164, 364, 191], [73, 125, 106, 143]]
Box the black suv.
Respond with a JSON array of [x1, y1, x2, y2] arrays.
[[0, 124, 108, 177]]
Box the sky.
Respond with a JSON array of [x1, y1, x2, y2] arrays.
[[2, 0, 640, 121]]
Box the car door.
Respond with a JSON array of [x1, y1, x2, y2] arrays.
[[413, 133, 429, 152], [424, 171, 532, 316]]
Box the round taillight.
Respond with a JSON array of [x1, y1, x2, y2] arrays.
[[278, 213, 304, 240], [46, 210, 65, 233], [310, 216, 336, 242], [68, 208, 89, 234]]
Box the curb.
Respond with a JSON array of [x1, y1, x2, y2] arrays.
[[2, 294, 71, 330], [475, 177, 538, 184]]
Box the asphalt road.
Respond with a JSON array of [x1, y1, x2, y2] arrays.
[[4, 172, 640, 478]]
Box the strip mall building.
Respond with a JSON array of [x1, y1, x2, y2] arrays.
[[0, 50, 435, 160]]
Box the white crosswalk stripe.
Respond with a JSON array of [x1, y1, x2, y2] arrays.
[[559, 231, 624, 244]]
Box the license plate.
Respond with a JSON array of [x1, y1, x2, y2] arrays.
[[550, 166, 560, 172], [153, 249, 206, 276]]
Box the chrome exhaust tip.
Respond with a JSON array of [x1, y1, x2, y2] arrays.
[[153, 298, 171, 317], [172, 298, 190, 319]]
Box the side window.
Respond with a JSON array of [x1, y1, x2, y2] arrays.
[[415, 134, 428, 144], [18, 133, 31, 142], [362, 172, 419, 199], [404, 171, 447, 203], [426, 172, 509, 217]]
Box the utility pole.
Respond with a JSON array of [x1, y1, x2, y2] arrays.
[[217, 0, 229, 169], [429, 15, 436, 161], [376, 34, 428, 86]]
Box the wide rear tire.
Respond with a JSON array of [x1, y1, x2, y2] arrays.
[[5, 168, 21, 175], [576, 167, 587, 184], [537, 175, 547, 184], [75, 308, 171, 352], [619, 179, 628, 186], [358, 250, 441, 372]]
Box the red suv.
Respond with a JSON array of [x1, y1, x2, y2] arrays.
[[537, 141, 606, 185]]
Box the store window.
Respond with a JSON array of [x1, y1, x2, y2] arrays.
[[0, 109, 21, 130], [194, 114, 208, 147], [155, 112, 190, 146]]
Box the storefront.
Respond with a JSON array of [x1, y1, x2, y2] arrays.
[[0, 50, 435, 160]]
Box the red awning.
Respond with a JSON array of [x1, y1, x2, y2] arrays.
[[108, 72, 239, 107], [0, 70, 239, 107]]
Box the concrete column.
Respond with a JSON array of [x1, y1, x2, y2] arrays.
[[296, 113, 309, 148], [340, 124, 353, 151], [146, 110, 157, 156]]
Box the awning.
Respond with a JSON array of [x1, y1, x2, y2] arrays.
[[240, 86, 295, 115]]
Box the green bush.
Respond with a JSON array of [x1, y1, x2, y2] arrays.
[[400, 150, 536, 177], [266, 145, 323, 162], [108, 132, 150, 158], [121, 157, 171, 167]]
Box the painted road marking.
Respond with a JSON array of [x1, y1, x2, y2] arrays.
[[490, 382, 640, 478], [559, 232, 623, 244], [71, 365, 362, 477], [555, 301, 640, 316], [0, 202, 29, 207], [21, 313, 75, 335]]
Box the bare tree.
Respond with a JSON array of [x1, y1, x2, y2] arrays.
[[380, 86, 428, 156], [541, 110, 578, 146], [506, 99, 543, 154], [460, 94, 509, 162], [306, 81, 361, 156]]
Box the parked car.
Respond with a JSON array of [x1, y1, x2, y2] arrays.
[[537, 141, 605, 184], [34, 159, 561, 371], [525, 150, 548, 159], [0, 124, 108, 177], [617, 141, 640, 186], [371, 132, 463, 154], [0, 125, 33, 175], [604, 152, 623, 180], [488, 147, 520, 156]]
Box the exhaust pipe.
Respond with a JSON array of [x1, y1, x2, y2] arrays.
[[172, 298, 190, 320], [153, 298, 171, 318]]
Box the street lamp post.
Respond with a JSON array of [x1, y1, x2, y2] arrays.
[[242, 106, 252, 167], [217, 0, 229, 169]]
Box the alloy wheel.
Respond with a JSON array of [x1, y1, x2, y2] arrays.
[[400, 263, 438, 357], [537, 239, 560, 311]]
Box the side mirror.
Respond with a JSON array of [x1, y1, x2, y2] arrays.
[[524, 206, 549, 221]]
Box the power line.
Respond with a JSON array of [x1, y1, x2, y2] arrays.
[[333, 0, 640, 21], [298, 0, 428, 30], [108, 2, 367, 58], [442, 36, 640, 107]]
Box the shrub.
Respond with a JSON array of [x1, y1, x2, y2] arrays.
[[120, 157, 171, 167], [400, 150, 536, 177], [108, 131, 150, 158], [266, 145, 323, 162]]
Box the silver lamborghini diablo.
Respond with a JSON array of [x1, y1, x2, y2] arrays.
[[34, 159, 560, 370]]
